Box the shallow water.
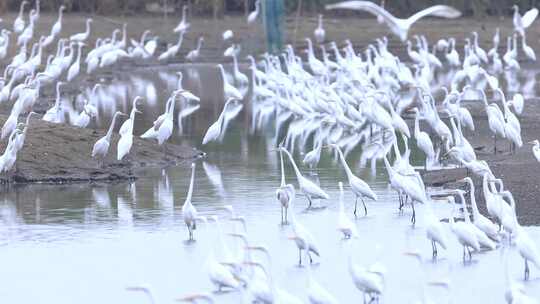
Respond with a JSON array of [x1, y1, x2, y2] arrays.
[[1, 65, 539, 303]]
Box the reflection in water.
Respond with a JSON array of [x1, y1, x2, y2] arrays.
[[0, 65, 539, 303]]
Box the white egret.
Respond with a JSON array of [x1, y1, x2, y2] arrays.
[[337, 182, 359, 239], [279, 146, 329, 208], [247, 0, 261, 24], [302, 140, 322, 170], [174, 5, 190, 33], [43, 5, 65, 48], [314, 14, 326, 44], [117, 97, 143, 161], [186, 37, 204, 62], [412, 108, 434, 170], [66, 42, 84, 82], [43, 82, 65, 124], [447, 195, 480, 261], [529, 140, 540, 162], [157, 94, 176, 146], [158, 31, 184, 61], [91, 111, 126, 166], [70, 18, 93, 43], [202, 98, 239, 145], [326, 1, 461, 41], [455, 190, 497, 250], [382, 153, 427, 225], [13, 1, 29, 34], [222, 30, 234, 41], [183, 163, 199, 241], [348, 250, 384, 303], [521, 33, 536, 61], [331, 144, 377, 217], [513, 5, 538, 36], [288, 209, 321, 265], [276, 149, 295, 224], [459, 177, 500, 241], [217, 64, 243, 100], [13, 112, 38, 153]]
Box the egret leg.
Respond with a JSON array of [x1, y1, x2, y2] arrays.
[[411, 201, 416, 225], [307, 195, 312, 208], [432, 240, 438, 258], [467, 247, 472, 260], [298, 248, 302, 266], [525, 259, 530, 280], [494, 135, 497, 154], [285, 207, 288, 224], [398, 194, 404, 212], [308, 252, 313, 264], [281, 206, 284, 224], [354, 197, 358, 217], [462, 246, 466, 262], [361, 197, 368, 216]]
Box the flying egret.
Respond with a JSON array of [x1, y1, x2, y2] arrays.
[[513, 5, 538, 36], [326, 1, 461, 41]]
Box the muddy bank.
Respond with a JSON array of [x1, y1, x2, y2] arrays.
[[420, 98, 540, 226], [0, 114, 203, 184], [0, 13, 537, 65]]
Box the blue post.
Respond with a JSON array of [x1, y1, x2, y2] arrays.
[[264, 0, 285, 54]]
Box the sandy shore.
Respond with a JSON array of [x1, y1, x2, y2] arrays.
[[0, 114, 203, 184], [420, 98, 540, 226]]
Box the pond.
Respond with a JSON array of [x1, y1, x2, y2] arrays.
[[0, 64, 539, 303]]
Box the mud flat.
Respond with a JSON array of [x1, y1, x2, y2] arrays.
[[0, 115, 203, 184], [420, 97, 540, 226]]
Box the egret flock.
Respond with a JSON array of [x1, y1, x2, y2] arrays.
[[0, 0, 540, 303]]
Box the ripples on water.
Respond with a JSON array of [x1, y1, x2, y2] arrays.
[[0, 65, 539, 303]]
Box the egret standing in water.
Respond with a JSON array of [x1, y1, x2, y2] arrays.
[[183, 163, 199, 241], [279, 146, 329, 208], [276, 148, 295, 224], [337, 182, 359, 239], [330, 144, 377, 217]]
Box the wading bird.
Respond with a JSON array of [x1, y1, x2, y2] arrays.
[[326, 1, 461, 41]]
